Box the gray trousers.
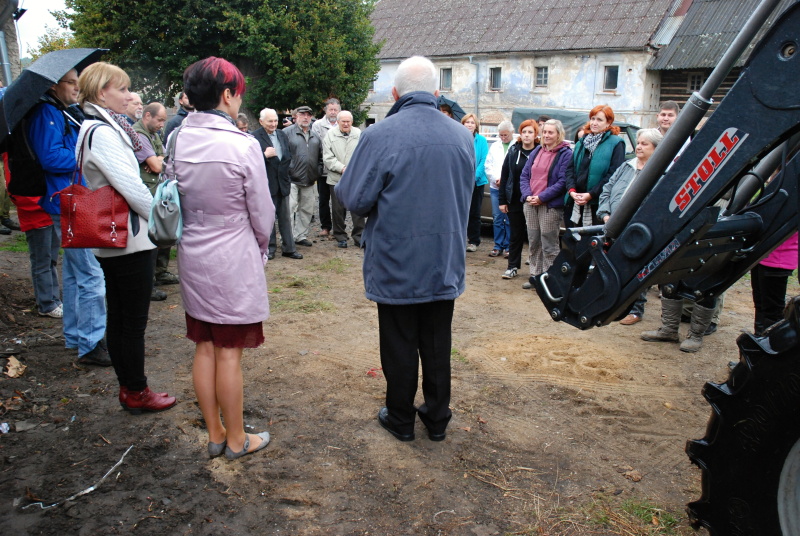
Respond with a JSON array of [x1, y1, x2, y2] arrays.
[[331, 191, 365, 243], [269, 194, 295, 255]]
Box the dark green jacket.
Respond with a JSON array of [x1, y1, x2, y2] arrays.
[[132, 119, 164, 192], [567, 130, 625, 205]]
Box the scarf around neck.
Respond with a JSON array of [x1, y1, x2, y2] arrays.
[[107, 109, 143, 152], [582, 132, 604, 155]]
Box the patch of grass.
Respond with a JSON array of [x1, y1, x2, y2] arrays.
[[272, 298, 334, 314], [583, 495, 686, 535], [0, 233, 28, 252], [621, 499, 680, 532], [312, 257, 350, 274], [450, 347, 467, 363]]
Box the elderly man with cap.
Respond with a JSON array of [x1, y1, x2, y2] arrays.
[[284, 105, 323, 247]]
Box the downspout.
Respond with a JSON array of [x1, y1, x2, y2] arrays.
[[468, 55, 479, 117], [0, 0, 19, 85]]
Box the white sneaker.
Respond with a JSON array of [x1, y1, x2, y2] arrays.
[[502, 268, 517, 279], [466, 244, 477, 252], [39, 304, 63, 318]]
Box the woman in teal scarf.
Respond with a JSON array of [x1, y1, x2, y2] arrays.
[[565, 104, 625, 227]]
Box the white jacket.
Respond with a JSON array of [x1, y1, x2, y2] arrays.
[[77, 102, 156, 258], [485, 137, 514, 189]]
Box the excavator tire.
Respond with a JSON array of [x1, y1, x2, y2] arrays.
[[686, 298, 800, 535]]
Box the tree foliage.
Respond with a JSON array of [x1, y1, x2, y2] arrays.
[[59, 0, 382, 120], [28, 27, 76, 61]]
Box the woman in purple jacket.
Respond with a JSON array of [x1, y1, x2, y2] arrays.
[[519, 119, 572, 288], [170, 58, 275, 460]]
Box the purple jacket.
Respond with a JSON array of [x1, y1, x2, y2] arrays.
[[169, 113, 275, 325], [519, 142, 572, 208]]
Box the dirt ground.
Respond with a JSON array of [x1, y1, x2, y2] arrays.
[[0, 216, 767, 535]]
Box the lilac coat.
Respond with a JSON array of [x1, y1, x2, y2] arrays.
[[169, 113, 275, 324]]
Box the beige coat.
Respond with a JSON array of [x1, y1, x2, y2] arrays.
[[322, 126, 361, 186]]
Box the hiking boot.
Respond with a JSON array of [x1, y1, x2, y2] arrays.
[[641, 297, 681, 342], [155, 272, 180, 286], [1, 218, 20, 231], [77, 340, 112, 367], [680, 304, 716, 353], [502, 268, 517, 279]]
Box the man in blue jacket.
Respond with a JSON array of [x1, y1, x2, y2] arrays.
[[27, 68, 109, 366], [335, 56, 474, 442]]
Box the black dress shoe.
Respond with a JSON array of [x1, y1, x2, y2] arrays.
[[0, 227, 10, 235], [282, 251, 303, 259], [428, 430, 446, 442], [377, 407, 414, 442], [337, 240, 348, 248], [295, 239, 313, 247], [267, 252, 275, 260]]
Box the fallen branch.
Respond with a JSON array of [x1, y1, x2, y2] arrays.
[[20, 445, 134, 510]]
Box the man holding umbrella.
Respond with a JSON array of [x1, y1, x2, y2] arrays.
[[26, 67, 110, 366]]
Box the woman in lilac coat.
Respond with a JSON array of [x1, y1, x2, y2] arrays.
[[169, 58, 275, 460]]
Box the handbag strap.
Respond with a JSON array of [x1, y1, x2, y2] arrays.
[[161, 123, 185, 182], [72, 122, 107, 186]]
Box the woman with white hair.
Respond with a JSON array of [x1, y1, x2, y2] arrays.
[[485, 120, 515, 257], [598, 128, 663, 325]]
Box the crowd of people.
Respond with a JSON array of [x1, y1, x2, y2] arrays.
[[1, 52, 796, 454]]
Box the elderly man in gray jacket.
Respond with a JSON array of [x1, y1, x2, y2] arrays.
[[322, 110, 364, 248], [335, 56, 474, 443]]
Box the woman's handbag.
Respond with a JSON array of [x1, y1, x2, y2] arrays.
[[148, 125, 184, 247], [59, 124, 129, 248]]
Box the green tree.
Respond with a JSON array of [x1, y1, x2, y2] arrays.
[[28, 26, 76, 61], [58, 0, 381, 120]]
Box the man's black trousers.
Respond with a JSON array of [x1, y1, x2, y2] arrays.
[[377, 300, 454, 436]]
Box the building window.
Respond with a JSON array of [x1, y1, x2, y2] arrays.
[[439, 68, 452, 91], [489, 67, 502, 91], [603, 65, 619, 91], [369, 76, 376, 92], [688, 73, 705, 92], [535, 66, 549, 88]]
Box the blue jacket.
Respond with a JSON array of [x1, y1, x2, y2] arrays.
[[473, 133, 489, 187], [519, 142, 572, 209], [27, 99, 82, 215], [335, 91, 475, 304]]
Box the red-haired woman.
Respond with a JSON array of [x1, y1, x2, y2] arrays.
[[565, 104, 625, 227], [169, 57, 275, 460], [498, 119, 539, 280]]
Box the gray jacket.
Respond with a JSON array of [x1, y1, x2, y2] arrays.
[[322, 126, 361, 185], [597, 159, 639, 221], [284, 123, 322, 187]]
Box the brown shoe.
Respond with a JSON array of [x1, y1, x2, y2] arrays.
[[620, 314, 641, 325], [124, 387, 177, 414]]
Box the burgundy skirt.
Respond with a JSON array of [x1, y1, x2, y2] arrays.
[[185, 313, 264, 348]]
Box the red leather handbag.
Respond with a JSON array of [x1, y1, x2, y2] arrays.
[[59, 123, 129, 249]]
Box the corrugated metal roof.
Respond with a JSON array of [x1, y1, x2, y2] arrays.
[[371, 0, 675, 59], [649, 0, 796, 69]]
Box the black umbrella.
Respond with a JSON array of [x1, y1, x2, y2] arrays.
[[437, 95, 466, 122], [0, 48, 107, 143]]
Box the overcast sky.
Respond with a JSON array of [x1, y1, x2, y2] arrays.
[[15, 0, 68, 56]]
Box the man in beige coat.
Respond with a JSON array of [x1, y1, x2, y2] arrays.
[[322, 110, 364, 248]]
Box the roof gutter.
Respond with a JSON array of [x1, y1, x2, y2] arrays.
[[468, 55, 479, 117]]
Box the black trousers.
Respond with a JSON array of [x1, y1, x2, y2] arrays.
[[467, 185, 484, 246], [377, 300, 454, 435], [269, 194, 296, 255], [317, 179, 332, 232], [97, 249, 155, 391], [751, 264, 792, 335], [506, 208, 526, 270]]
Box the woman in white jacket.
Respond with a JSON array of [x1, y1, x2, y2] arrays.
[[77, 62, 176, 414], [485, 121, 515, 257]]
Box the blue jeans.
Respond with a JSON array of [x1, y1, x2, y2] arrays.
[[490, 187, 509, 250], [51, 215, 107, 357], [25, 225, 62, 315]]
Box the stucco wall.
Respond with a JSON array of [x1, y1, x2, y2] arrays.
[[363, 51, 662, 129]]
